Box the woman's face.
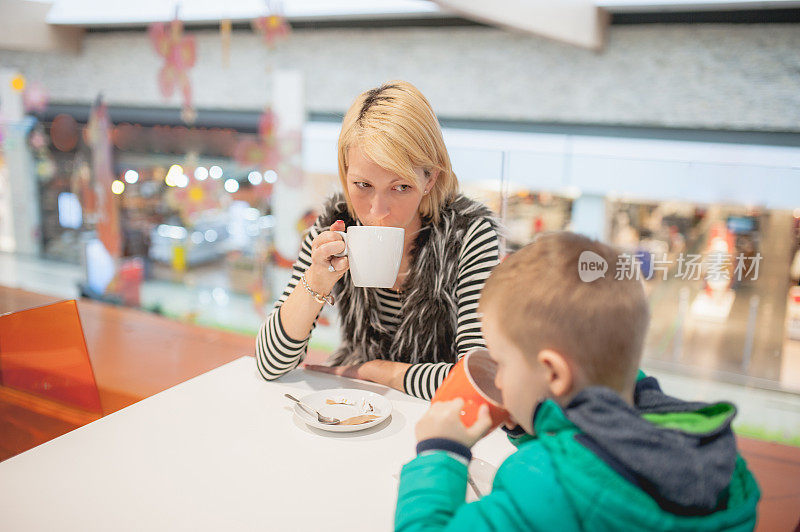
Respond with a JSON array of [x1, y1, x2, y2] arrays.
[[345, 145, 430, 229]]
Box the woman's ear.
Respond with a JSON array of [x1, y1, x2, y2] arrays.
[[425, 169, 440, 192], [537, 349, 574, 399]]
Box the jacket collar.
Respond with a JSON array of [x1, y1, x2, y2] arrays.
[[531, 376, 739, 516]]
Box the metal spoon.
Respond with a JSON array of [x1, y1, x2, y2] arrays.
[[284, 394, 340, 424], [467, 474, 483, 499]]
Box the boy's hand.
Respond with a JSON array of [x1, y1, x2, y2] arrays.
[[415, 398, 493, 448]]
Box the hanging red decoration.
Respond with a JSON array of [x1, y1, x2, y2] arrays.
[[258, 108, 276, 139], [170, 169, 224, 219], [252, 1, 291, 47], [149, 15, 197, 124], [23, 82, 49, 113], [233, 139, 278, 170], [233, 108, 302, 188], [234, 108, 280, 169], [86, 96, 122, 259], [220, 19, 232, 68]]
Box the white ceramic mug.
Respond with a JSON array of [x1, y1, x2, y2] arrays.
[[334, 226, 404, 288]]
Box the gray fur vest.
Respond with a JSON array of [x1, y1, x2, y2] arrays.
[[316, 193, 499, 366]]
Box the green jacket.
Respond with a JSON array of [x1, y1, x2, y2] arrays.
[[395, 375, 760, 531]]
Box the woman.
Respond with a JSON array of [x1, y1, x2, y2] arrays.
[[255, 81, 501, 400]]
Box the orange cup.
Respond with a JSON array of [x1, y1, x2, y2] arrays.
[[432, 348, 510, 429]]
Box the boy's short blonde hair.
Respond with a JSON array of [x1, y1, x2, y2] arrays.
[[337, 81, 458, 224], [480, 232, 650, 393]]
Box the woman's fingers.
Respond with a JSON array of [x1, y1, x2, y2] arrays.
[[304, 364, 335, 374], [310, 220, 345, 250], [330, 256, 349, 272], [310, 229, 344, 251], [312, 239, 347, 263], [306, 220, 349, 281], [304, 364, 363, 380]]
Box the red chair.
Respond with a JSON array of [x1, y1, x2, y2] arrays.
[[0, 300, 102, 461]]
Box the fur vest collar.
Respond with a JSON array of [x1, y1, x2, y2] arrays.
[[315, 193, 498, 366]]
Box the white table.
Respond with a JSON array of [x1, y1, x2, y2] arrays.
[[0, 357, 515, 531]]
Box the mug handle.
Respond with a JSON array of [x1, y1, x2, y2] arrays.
[[332, 230, 348, 257]]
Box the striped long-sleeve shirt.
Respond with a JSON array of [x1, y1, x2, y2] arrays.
[[255, 217, 500, 400]]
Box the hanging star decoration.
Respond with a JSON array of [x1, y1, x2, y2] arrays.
[[172, 171, 222, 219], [169, 154, 225, 220], [235, 110, 278, 165], [233, 108, 281, 170], [23, 82, 49, 114], [252, 1, 291, 47], [233, 108, 302, 188], [149, 14, 197, 124]]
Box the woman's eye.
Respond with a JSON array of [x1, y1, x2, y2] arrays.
[[395, 184, 412, 192], [353, 181, 370, 189]]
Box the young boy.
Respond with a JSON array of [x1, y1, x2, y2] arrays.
[[395, 232, 759, 531]]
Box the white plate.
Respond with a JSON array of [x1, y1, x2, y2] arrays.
[[392, 457, 497, 502], [293, 389, 392, 432], [467, 458, 498, 502]]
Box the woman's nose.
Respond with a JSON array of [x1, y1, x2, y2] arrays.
[[370, 195, 390, 224]]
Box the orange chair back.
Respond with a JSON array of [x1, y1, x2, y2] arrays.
[[0, 300, 102, 414]]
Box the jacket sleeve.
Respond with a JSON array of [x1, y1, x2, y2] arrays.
[[395, 449, 577, 532]]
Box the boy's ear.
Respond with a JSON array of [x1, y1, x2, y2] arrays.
[[537, 349, 574, 399]]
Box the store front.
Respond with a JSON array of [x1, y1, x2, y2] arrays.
[[25, 106, 299, 334], [609, 199, 800, 394], [17, 106, 800, 395]]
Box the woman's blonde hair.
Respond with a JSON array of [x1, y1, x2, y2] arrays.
[[337, 80, 458, 224]]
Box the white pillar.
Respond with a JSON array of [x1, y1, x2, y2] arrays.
[[271, 69, 308, 260], [0, 68, 40, 255], [570, 193, 607, 242]]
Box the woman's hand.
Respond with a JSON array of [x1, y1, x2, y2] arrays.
[[305, 220, 350, 296], [304, 359, 411, 392], [415, 398, 493, 448], [304, 363, 365, 380]]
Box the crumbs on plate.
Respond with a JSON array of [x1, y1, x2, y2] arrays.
[[339, 414, 380, 426], [326, 398, 354, 406], [325, 397, 376, 414]]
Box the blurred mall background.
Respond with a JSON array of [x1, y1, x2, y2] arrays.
[[1, 0, 799, 443]]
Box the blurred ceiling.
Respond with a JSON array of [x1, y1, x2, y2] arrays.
[[37, 0, 800, 26], [3, 0, 798, 53]]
